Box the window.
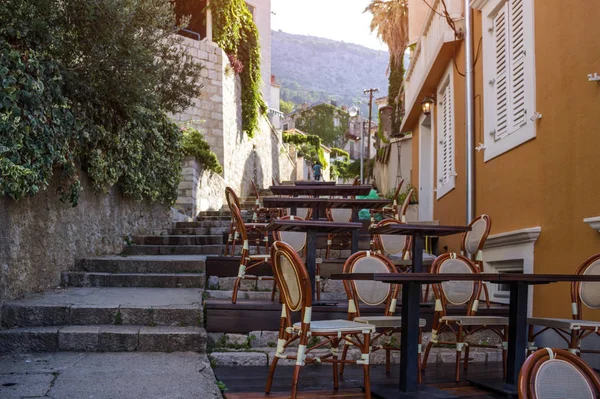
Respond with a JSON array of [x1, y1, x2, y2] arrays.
[[283, 123, 289, 131], [436, 64, 455, 199], [481, 0, 536, 161]]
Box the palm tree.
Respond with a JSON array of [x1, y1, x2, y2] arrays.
[[364, 0, 409, 135]]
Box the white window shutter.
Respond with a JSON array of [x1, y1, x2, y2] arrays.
[[442, 83, 453, 185], [493, 4, 509, 141], [509, 0, 527, 131]]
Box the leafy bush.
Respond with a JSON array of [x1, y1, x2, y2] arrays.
[[0, 0, 203, 206], [181, 127, 223, 174], [386, 184, 418, 205], [283, 132, 327, 168], [330, 148, 350, 160]]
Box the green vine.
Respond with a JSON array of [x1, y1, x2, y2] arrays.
[[211, 0, 266, 137], [330, 148, 349, 160], [283, 132, 327, 168], [377, 108, 390, 145], [388, 54, 405, 136], [181, 127, 223, 174], [292, 103, 349, 146]]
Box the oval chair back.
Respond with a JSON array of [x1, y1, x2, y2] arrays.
[[397, 188, 415, 222], [518, 348, 600, 399], [572, 253, 600, 319], [271, 241, 312, 315], [326, 208, 353, 223], [342, 251, 400, 318], [372, 219, 412, 260], [431, 253, 482, 316], [225, 187, 242, 211], [461, 214, 492, 260], [391, 179, 405, 207], [273, 216, 307, 258]]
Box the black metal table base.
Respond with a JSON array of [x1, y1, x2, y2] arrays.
[[467, 378, 518, 397], [367, 384, 457, 399]]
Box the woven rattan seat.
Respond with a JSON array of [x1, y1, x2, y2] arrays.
[[441, 315, 509, 326], [354, 316, 427, 328], [293, 320, 375, 333], [527, 317, 600, 330]]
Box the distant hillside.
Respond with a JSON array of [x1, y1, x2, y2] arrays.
[[272, 30, 389, 115]]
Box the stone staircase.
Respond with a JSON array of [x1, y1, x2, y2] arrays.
[[0, 211, 230, 354]]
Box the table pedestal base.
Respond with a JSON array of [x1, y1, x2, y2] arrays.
[[467, 378, 517, 396], [367, 384, 457, 399]]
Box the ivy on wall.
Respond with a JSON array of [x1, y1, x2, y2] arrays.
[[388, 54, 405, 136], [283, 132, 327, 168], [377, 108, 390, 145], [211, 0, 266, 137], [330, 148, 350, 160], [181, 126, 223, 174], [292, 103, 350, 146]]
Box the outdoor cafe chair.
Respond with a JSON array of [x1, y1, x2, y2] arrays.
[[229, 202, 273, 304], [396, 186, 415, 223], [518, 347, 600, 399], [352, 175, 361, 185], [265, 241, 376, 399], [421, 253, 509, 382], [369, 179, 404, 227], [224, 187, 269, 256], [270, 215, 323, 300], [527, 253, 600, 356], [339, 250, 426, 381], [250, 179, 282, 222], [371, 219, 412, 269], [325, 206, 354, 259], [460, 214, 492, 308]]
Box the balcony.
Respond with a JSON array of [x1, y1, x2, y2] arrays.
[[400, 0, 464, 133]]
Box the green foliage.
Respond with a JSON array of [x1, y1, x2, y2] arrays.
[[377, 108, 390, 145], [216, 381, 228, 392], [279, 99, 295, 114], [330, 148, 350, 160], [388, 54, 405, 136], [330, 159, 353, 180], [181, 127, 223, 174], [293, 104, 349, 146], [283, 132, 327, 168], [385, 183, 418, 205], [0, 0, 201, 205], [211, 0, 266, 137]]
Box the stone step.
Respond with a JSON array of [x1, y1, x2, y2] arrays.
[[0, 325, 207, 353], [122, 245, 222, 256], [203, 290, 346, 302], [197, 210, 230, 217], [168, 227, 229, 236], [133, 235, 222, 246], [207, 276, 345, 295], [1, 288, 204, 328], [175, 220, 230, 228], [62, 272, 205, 288], [76, 255, 206, 274], [195, 215, 231, 221]]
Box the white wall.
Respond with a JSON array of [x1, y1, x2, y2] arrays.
[[374, 136, 412, 196], [246, 0, 272, 108]]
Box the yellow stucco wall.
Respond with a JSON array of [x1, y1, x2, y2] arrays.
[[410, 3, 600, 319]]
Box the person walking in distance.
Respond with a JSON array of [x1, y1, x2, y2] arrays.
[[312, 162, 322, 181]]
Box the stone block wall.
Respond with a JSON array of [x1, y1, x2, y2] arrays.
[[176, 157, 226, 215], [0, 170, 170, 308]]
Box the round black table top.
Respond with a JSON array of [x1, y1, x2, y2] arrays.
[[269, 185, 372, 197], [369, 223, 471, 237], [267, 219, 362, 234]]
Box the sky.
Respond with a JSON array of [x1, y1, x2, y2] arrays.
[[270, 0, 388, 52]]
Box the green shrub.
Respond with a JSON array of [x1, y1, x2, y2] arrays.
[[181, 127, 223, 174]]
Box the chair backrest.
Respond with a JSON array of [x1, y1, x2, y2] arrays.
[[225, 187, 241, 211], [572, 253, 600, 319], [373, 219, 411, 258], [326, 207, 353, 223], [342, 251, 400, 316], [518, 348, 600, 399], [250, 179, 261, 207], [461, 214, 492, 258], [273, 216, 307, 255], [431, 253, 481, 315], [271, 241, 312, 318], [352, 176, 361, 186], [397, 188, 414, 222]]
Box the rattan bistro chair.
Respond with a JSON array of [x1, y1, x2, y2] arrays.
[[266, 241, 375, 399], [340, 251, 427, 381], [518, 348, 600, 399], [528, 253, 600, 356], [371, 219, 412, 268], [224, 187, 269, 256], [325, 207, 354, 259], [229, 203, 273, 304], [396, 187, 415, 223], [421, 253, 509, 382], [250, 179, 282, 222], [461, 214, 492, 307]]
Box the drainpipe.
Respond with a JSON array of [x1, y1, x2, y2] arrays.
[[465, 1, 475, 224]]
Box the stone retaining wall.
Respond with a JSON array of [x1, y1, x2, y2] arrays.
[[0, 171, 170, 309], [176, 157, 227, 216]]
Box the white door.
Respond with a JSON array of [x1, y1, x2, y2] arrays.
[[419, 114, 434, 221]]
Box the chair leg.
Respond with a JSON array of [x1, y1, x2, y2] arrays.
[[421, 341, 434, 370], [332, 338, 339, 390], [231, 277, 242, 304], [339, 343, 350, 376], [362, 333, 372, 399], [502, 328, 509, 379], [482, 283, 491, 308], [265, 355, 279, 394], [464, 344, 470, 371], [270, 281, 277, 302], [316, 263, 321, 301], [454, 342, 463, 382], [385, 349, 391, 374], [418, 329, 423, 384], [527, 324, 535, 356], [291, 363, 302, 399], [325, 235, 332, 259]]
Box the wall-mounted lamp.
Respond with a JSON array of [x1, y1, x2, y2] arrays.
[[421, 97, 434, 116]]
